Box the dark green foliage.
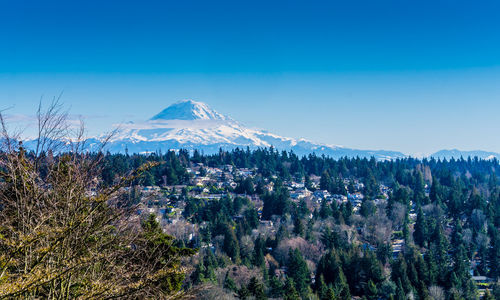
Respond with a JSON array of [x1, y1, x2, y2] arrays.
[[340, 201, 353, 225], [364, 169, 379, 199], [320, 170, 333, 191], [489, 225, 500, 279], [413, 205, 426, 247], [253, 235, 265, 267], [223, 225, 240, 262], [360, 200, 376, 218], [376, 242, 391, 265], [286, 248, 311, 299], [223, 271, 237, 291], [247, 277, 267, 300], [268, 273, 284, 298], [315, 249, 351, 299], [235, 177, 255, 194], [395, 279, 405, 300], [92, 150, 500, 299], [317, 276, 329, 300], [141, 214, 197, 292], [412, 170, 426, 206], [293, 215, 305, 237], [366, 280, 377, 300], [262, 181, 291, 219], [492, 282, 500, 299], [319, 199, 332, 219], [237, 285, 250, 299], [378, 280, 397, 299], [244, 207, 259, 229], [283, 277, 301, 300]]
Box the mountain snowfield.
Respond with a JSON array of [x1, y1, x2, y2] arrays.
[[90, 99, 405, 160]]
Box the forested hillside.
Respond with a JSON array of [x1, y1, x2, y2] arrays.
[[94, 148, 500, 299]]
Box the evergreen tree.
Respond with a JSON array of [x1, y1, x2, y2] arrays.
[[366, 280, 378, 300], [293, 215, 305, 237], [413, 170, 426, 205], [191, 252, 217, 284], [320, 170, 333, 191], [395, 279, 405, 300], [237, 285, 250, 300], [253, 234, 266, 267], [335, 269, 351, 300], [492, 282, 500, 300], [283, 277, 301, 300], [223, 271, 237, 291], [430, 223, 450, 285], [430, 177, 443, 204], [317, 275, 329, 300], [297, 199, 309, 218], [320, 199, 333, 219], [244, 207, 259, 229], [268, 273, 284, 298], [488, 225, 500, 279], [365, 169, 379, 199], [248, 277, 267, 300], [391, 255, 412, 294], [223, 225, 240, 262], [340, 201, 353, 225], [286, 248, 311, 299], [326, 287, 337, 300], [320, 227, 336, 250], [413, 205, 427, 247], [190, 258, 207, 284], [360, 200, 376, 218], [315, 249, 350, 300], [305, 218, 315, 242], [262, 183, 290, 219]]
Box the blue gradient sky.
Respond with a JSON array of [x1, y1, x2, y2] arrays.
[[1, 0, 500, 155]]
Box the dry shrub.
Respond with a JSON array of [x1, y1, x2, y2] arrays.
[[217, 265, 261, 289], [274, 237, 322, 265], [0, 102, 195, 299]]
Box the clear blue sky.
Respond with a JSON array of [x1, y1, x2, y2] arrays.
[[1, 0, 500, 155]]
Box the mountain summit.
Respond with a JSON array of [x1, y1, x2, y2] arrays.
[[150, 100, 228, 121]]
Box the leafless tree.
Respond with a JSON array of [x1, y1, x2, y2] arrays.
[[274, 237, 322, 265], [428, 285, 445, 300], [471, 209, 486, 232], [0, 101, 195, 299], [390, 202, 407, 230], [192, 284, 237, 300]]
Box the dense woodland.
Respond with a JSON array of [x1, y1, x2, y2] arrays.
[[90, 147, 500, 300], [0, 101, 499, 299]]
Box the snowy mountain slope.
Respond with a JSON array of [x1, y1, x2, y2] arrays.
[[103, 99, 407, 160]]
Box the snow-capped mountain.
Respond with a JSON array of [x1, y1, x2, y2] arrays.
[[101, 99, 406, 160]]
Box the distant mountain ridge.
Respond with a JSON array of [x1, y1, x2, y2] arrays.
[[429, 149, 500, 161], [98, 99, 407, 160], [16, 99, 499, 161]]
